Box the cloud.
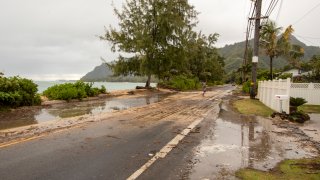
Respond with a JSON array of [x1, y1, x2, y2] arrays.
[[0, 0, 319, 80]]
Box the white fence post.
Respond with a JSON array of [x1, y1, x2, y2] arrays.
[[285, 78, 291, 113]]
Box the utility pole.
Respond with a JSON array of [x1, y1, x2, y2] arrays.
[[250, 0, 262, 99]]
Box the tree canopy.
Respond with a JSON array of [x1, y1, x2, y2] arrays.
[[260, 21, 304, 80], [101, 0, 224, 87]]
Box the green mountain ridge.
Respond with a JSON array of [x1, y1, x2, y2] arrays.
[[81, 64, 113, 82], [82, 36, 319, 81], [219, 36, 320, 73], [80, 64, 149, 82]]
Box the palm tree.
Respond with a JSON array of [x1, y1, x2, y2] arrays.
[[260, 21, 283, 80]]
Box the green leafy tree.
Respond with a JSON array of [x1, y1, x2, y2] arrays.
[[310, 55, 320, 78], [186, 32, 224, 82], [101, 0, 198, 88]]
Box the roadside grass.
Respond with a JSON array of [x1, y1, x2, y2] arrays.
[[299, 105, 320, 114], [0, 106, 10, 112], [233, 98, 274, 117], [236, 158, 320, 180]]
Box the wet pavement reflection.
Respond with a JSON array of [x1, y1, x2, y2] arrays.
[[0, 94, 169, 130], [188, 99, 318, 179]]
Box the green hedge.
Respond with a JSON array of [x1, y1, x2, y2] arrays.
[[43, 81, 106, 101], [158, 75, 201, 91], [0, 76, 41, 107]]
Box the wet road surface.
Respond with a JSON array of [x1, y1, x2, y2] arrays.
[[139, 96, 319, 180], [2, 85, 317, 180], [0, 86, 233, 180], [0, 93, 169, 130]]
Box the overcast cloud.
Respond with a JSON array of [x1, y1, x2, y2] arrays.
[[0, 0, 319, 80]]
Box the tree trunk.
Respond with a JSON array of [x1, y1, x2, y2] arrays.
[[270, 57, 273, 80], [145, 74, 151, 88]]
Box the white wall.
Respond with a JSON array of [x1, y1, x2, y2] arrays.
[[258, 78, 291, 113], [291, 83, 320, 105], [258, 79, 320, 114]]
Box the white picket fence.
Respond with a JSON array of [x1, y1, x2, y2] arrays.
[[258, 78, 291, 113], [291, 83, 320, 105], [258, 78, 320, 113]]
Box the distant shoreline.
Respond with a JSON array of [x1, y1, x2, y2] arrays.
[[34, 81, 157, 93]]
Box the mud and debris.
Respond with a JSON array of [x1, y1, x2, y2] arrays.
[[0, 86, 319, 180], [0, 88, 226, 146], [0, 90, 170, 128], [185, 95, 320, 180], [0, 89, 173, 144]]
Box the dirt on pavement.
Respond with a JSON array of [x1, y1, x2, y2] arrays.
[[0, 86, 319, 180]]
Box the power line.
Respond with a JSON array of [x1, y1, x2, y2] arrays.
[[294, 33, 320, 46], [262, 0, 280, 24], [293, 2, 320, 25], [243, 0, 256, 65], [295, 35, 320, 40], [267, 0, 279, 17], [265, 0, 276, 17], [275, 0, 283, 22]]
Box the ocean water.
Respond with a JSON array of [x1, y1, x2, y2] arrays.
[[35, 81, 157, 93]]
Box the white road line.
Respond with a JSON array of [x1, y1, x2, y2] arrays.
[[127, 98, 222, 180]]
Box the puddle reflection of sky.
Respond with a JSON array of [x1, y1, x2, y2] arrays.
[[0, 94, 168, 130]]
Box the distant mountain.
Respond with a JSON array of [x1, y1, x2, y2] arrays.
[[219, 36, 320, 73], [81, 64, 113, 82], [80, 64, 149, 82]]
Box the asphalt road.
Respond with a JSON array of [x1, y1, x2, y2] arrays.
[[0, 85, 234, 180]]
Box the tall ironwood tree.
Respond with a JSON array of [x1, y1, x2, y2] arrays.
[[101, 0, 198, 87]]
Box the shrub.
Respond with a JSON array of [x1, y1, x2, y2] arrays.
[[159, 75, 201, 91], [0, 76, 41, 107], [214, 81, 224, 85], [290, 97, 307, 107], [43, 81, 106, 101], [278, 73, 292, 79], [242, 81, 251, 93], [272, 97, 310, 123], [100, 85, 106, 94], [288, 111, 310, 123]]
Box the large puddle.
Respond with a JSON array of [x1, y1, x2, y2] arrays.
[[0, 94, 169, 130], [188, 100, 318, 179]]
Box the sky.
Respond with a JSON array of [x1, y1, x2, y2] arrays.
[[0, 0, 319, 80]]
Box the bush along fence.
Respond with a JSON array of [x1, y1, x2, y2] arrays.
[[258, 78, 320, 114]]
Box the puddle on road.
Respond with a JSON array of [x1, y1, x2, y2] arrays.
[[0, 94, 169, 130], [188, 100, 318, 180], [300, 113, 320, 142]]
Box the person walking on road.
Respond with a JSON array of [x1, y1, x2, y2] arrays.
[[202, 81, 207, 97]]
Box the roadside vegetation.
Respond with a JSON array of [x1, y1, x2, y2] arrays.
[[271, 97, 310, 123], [157, 75, 201, 91], [43, 81, 106, 101], [233, 98, 274, 117], [236, 158, 320, 180], [300, 105, 320, 114], [0, 76, 41, 108]]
